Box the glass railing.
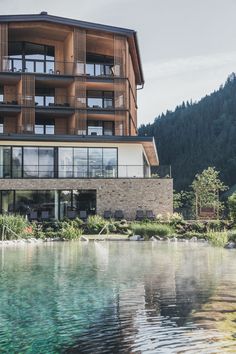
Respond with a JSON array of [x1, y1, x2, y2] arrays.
[[0, 165, 171, 179], [2, 58, 118, 77]]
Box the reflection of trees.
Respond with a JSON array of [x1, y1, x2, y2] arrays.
[[0, 243, 235, 352]]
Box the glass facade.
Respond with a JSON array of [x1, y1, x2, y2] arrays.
[[87, 91, 114, 109], [0, 146, 117, 179], [58, 147, 117, 178], [8, 41, 55, 73], [87, 121, 114, 136], [0, 190, 96, 220]]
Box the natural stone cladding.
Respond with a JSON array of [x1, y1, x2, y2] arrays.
[[0, 178, 173, 220]]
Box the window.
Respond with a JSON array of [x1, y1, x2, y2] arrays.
[[87, 120, 114, 136], [0, 117, 4, 134], [87, 91, 114, 109], [58, 148, 73, 178], [23, 147, 54, 178], [0, 146, 118, 179], [86, 53, 114, 77], [58, 147, 117, 178], [0, 146, 11, 178], [35, 118, 55, 135], [35, 88, 55, 107], [12, 147, 22, 178], [8, 41, 55, 73], [0, 87, 4, 102]]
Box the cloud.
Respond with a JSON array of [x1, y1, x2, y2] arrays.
[[144, 51, 236, 80]]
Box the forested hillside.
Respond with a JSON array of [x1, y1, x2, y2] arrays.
[[139, 73, 236, 191]]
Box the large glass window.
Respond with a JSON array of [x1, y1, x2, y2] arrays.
[[0, 117, 4, 134], [35, 88, 55, 107], [58, 148, 73, 178], [8, 41, 55, 73], [12, 147, 22, 178], [15, 190, 56, 219], [103, 149, 117, 177], [23, 147, 54, 178], [86, 53, 114, 77], [35, 118, 55, 135], [87, 91, 114, 109], [74, 148, 88, 178], [0, 146, 11, 178], [0, 146, 118, 179], [87, 120, 114, 136], [88, 148, 103, 177]]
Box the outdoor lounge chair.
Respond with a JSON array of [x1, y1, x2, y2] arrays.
[[114, 210, 124, 220], [41, 211, 49, 220], [104, 210, 112, 219], [30, 211, 38, 221], [79, 210, 87, 220], [146, 210, 155, 221], [136, 210, 145, 221], [67, 210, 77, 219]]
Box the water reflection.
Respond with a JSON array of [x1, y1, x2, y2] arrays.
[[0, 242, 235, 353]]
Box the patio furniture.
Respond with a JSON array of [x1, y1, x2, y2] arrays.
[[136, 210, 145, 221], [67, 210, 77, 219], [41, 211, 49, 220], [104, 210, 112, 219], [146, 210, 155, 221], [79, 210, 87, 220], [114, 210, 124, 220], [30, 211, 38, 221]]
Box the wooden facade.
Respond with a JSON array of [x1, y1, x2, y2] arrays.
[[0, 17, 142, 137]]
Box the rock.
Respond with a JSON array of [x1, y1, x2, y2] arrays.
[[153, 235, 163, 241], [170, 237, 178, 242], [198, 238, 206, 243], [129, 235, 142, 241], [190, 237, 198, 242], [178, 238, 187, 242], [225, 242, 236, 249], [80, 236, 89, 242]]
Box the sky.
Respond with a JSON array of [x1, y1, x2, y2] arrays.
[[1, 0, 236, 124]]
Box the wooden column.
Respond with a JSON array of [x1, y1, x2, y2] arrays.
[[0, 24, 8, 72]]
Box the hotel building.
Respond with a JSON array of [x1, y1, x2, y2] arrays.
[[0, 12, 172, 220]]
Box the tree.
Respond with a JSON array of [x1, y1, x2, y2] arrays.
[[191, 167, 228, 218], [228, 192, 236, 222]]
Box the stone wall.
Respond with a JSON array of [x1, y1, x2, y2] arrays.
[[0, 178, 173, 219]]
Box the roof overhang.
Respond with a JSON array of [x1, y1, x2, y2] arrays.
[[0, 13, 144, 85], [0, 134, 158, 165]]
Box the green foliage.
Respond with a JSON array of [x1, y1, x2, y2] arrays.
[[139, 74, 236, 191], [192, 167, 227, 216], [0, 214, 32, 240], [227, 230, 236, 242], [86, 215, 108, 234], [228, 192, 236, 222], [59, 223, 82, 240], [206, 231, 228, 247], [130, 222, 173, 239]]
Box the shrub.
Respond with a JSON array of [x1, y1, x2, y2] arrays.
[[59, 223, 82, 240], [227, 230, 236, 242], [229, 193, 236, 223], [0, 214, 32, 240], [86, 215, 107, 234], [130, 222, 173, 239], [206, 231, 228, 247]]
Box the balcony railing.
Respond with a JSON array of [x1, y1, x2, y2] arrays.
[[2, 58, 117, 77], [0, 165, 171, 179]]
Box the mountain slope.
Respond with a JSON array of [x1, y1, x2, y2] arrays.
[[139, 74, 236, 191]]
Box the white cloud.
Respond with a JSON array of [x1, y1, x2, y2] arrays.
[[144, 51, 236, 80]]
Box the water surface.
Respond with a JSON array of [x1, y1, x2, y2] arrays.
[[0, 241, 236, 353]]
